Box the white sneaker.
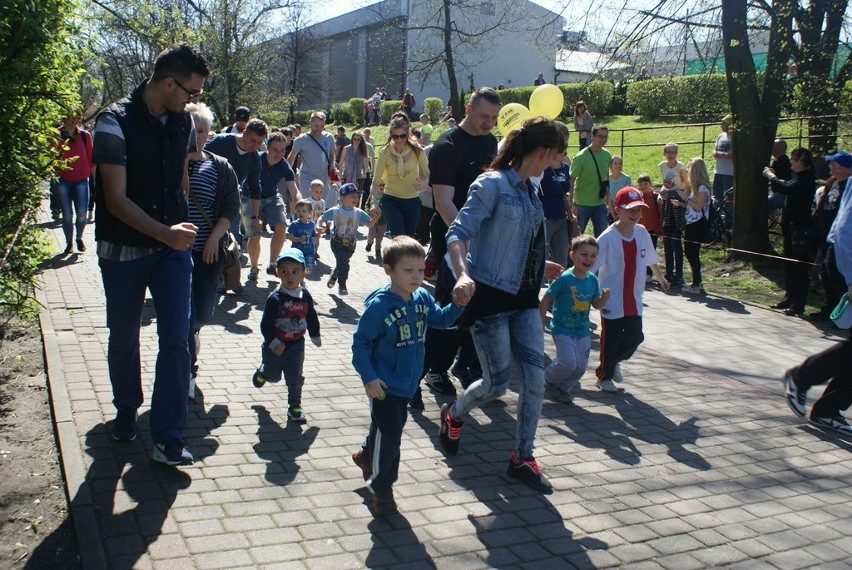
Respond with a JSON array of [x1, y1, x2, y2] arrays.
[[645, 274, 653, 284], [612, 363, 624, 382], [682, 284, 705, 294], [596, 379, 618, 393]]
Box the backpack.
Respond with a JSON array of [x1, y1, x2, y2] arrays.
[[703, 196, 726, 246]]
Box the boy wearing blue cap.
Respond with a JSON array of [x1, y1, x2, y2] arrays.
[[253, 248, 321, 423], [321, 182, 381, 295]]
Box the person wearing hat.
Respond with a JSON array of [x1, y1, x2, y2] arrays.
[[320, 182, 381, 295], [252, 248, 321, 424], [591, 186, 670, 393], [784, 153, 852, 435], [712, 114, 734, 204], [808, 151, 851, 321], [222, 106, 250, 134]]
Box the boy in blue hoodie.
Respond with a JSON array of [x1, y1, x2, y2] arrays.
[[351, 236, 464, 516]]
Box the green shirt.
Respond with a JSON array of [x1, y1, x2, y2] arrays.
[[570, 146, 612, 207]]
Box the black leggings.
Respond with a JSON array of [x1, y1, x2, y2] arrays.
[[684, 218, 707, 286]]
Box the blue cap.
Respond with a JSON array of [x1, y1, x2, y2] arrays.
[[276, 248, 305, 267], [825, 151, 852, 168], [339, 182, 364, 197]]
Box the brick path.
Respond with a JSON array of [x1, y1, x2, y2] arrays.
[[39, 212, 852, 569]]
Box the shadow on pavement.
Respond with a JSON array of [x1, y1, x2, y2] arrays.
[[251, 405, 319, 486], [684, 294, 750, 314], [358, 489, 435, 568]]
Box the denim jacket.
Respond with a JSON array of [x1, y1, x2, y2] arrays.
[[446, 168, 545, 294]]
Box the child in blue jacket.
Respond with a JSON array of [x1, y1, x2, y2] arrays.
[[351, 236, 463, 516]]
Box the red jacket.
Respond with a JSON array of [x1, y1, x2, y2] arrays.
[[639, 190, 663, 235], [56, 127, 93, 182]]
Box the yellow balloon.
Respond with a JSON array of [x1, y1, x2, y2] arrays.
[[529, 84, 564, 119], [498, 103, 531, 135]]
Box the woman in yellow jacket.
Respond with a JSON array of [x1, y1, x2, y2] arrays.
[[371, 115, 430, 237]]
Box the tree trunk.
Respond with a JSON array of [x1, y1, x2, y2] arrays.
[[442, 0, 460, 119]]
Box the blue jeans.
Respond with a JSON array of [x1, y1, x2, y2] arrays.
[[99, 247, 192, 443], [259, 339, 305, 407], [713, 174, 733, 204], [380, 194, 421, 237], [662, 225, 683, 279], [330, 239, 355, 285], [454, 308, 545, 458], [189, 250, 220, 370], [55, 179, 89, 244], [576, 203, 609, 237]]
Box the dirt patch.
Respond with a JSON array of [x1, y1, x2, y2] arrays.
[[0, 320, 80, 568]]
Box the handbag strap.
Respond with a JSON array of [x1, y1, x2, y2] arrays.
[[587, 149, 604, 186], [307, 133, 331, 168], [186, 168, 216, 231]]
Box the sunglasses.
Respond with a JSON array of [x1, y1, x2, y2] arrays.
[[390, 133, 408, 140], [352, 137, 362, 141], [169, 76, 203, 100]]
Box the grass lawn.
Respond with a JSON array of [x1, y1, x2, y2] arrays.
[[328, 115, 836, 316]]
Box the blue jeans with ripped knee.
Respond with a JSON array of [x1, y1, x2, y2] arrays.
[[453, 308, 545, 458]]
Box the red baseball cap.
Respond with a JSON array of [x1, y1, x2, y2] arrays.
[[614, 186, 648, 210]]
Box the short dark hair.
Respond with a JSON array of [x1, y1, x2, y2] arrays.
[[151, 43, 209, 82], [592, 124, 608, 136], [267, 132, 287, 145], [571, 234, 599, 252], [281, 127, 292, 137], [244, 118, 268, 137], [636, 173, 652, 184], [382, 236, 425, 269], [469, 87, 501, 108]]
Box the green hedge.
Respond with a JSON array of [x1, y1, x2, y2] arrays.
[[349, 98, 366, 124], [331, 102, 353, 126], [626, 74, 729, 118], [496, 81, 615, 121], [423, 97, 443, 124], [380, 100, 403, 123]]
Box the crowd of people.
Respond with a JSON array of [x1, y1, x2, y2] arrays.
[[74, 43, 851, 519]]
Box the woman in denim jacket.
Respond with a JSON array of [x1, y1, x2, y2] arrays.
[[439, 117, 566, 493]]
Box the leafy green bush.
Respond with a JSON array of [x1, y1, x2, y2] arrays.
[[496, 81, 615, 119], [349, 98, 366, 125], [380, 100, 402, 124], [626, 75, 729, 118], [257, 110, 289, 128], [0, 0, 83, 328], [424, 97, 443, 124], [331, 102, 353, 126]]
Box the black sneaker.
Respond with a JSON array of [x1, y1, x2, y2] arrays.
[[425, 371, 456, 395], [783, 369, 806, 417], [809, 414, 852, 435], [365, 241, 372, 252], [450, 365, 479, 390], [409, 387, 424, 411], [439, 402, 464, 456], [110, 408, 138, 441], [288, 406, 307, 424], [252, 369, 267, 388], [669, 276, 685, 288], [371, 488, 398, 516], [152, 439, 193, 466], [265, 263, 277, 276], [327, 274, 337, 288], [507, 453, 552, 493], [76, 238, 86, 253], [352, 449, 372, 480]]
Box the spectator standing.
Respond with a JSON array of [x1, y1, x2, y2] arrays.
[[659, 142, 689, 288], [92, 43, 209, 465], [221, 106, 250, 134], [334, 126, 350, 166], [607, 155, 631, 216], [55, 109, 93, 254], [534, 72, 546, 86], [680, 157, 711, 294], [569, 124, 611, 237], [402, 89, 416, 118], [540, 122, 573, 267], [419, 114, 434, 146], [712, 115, 734, 203], [768, 138, 792, 211], [573, 101, 593, 149], [636, 173, 663, 282]]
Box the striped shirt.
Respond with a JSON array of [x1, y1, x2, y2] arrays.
[[188, 157, 219, 250]]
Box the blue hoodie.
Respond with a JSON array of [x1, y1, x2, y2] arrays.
[[352, 285, 464, 398]]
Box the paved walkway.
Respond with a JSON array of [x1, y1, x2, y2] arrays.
[[38, 212, 852, 569]]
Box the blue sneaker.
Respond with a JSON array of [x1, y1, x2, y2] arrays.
[[152, 439, 193, 466], [110, 408, 137, 441]]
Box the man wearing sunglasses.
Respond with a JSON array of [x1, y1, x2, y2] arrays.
[[92, 43, 210, 467]]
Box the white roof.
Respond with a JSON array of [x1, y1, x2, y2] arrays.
[[555, 49, 631, 75]]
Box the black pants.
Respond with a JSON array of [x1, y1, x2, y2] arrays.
[[596, 316, 644, 381], [362, 394, 408, 493], [782, 226, 811, 312], [793, 335, 852, 418], [684, 218, 707, 286], [819, 244, 846, 312]]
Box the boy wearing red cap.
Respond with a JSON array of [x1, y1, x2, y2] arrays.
[[591, 186, 670, 393]]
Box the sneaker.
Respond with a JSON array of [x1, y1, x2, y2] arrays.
[[783, 369, 806, 417], [247, 267, 259, 281], [51, 209, 61, 221], [327, 275, 337, 288], [371, 488, 398, 516], [409, 387, 425, 411], [266, 263, 277, 276], [612, 363, 624, 383], [670, 276, 685, 288], [450, 365, 479, 389], [287, 406, 308, 424], [76, 238, 86, 253], [339, 285, 349, 295], [507, 453, 552, 493], [352, 449, 372, 480], [110, 408, 138, 441], [365, 241, 372, 252], [682, 284, 705, 294], [439, 402, 464, 456], [252, 369, 267, 388], [63, 243, 73, 255], [544, 383, 573, 403], [596, 379, 618, 393], [87, 210, 94, 223], [188, 373, 196, 401], [376, 248, 383, 264], [809, 414, 852, 435], [152, 439, 193, 466], [425, 371, 457, 395]]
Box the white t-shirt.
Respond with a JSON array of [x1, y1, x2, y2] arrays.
[[685, 184, 711, 225], [714, 133, 733, 175], [658, 161, 686, 190], [592, 223, 660, 320]]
